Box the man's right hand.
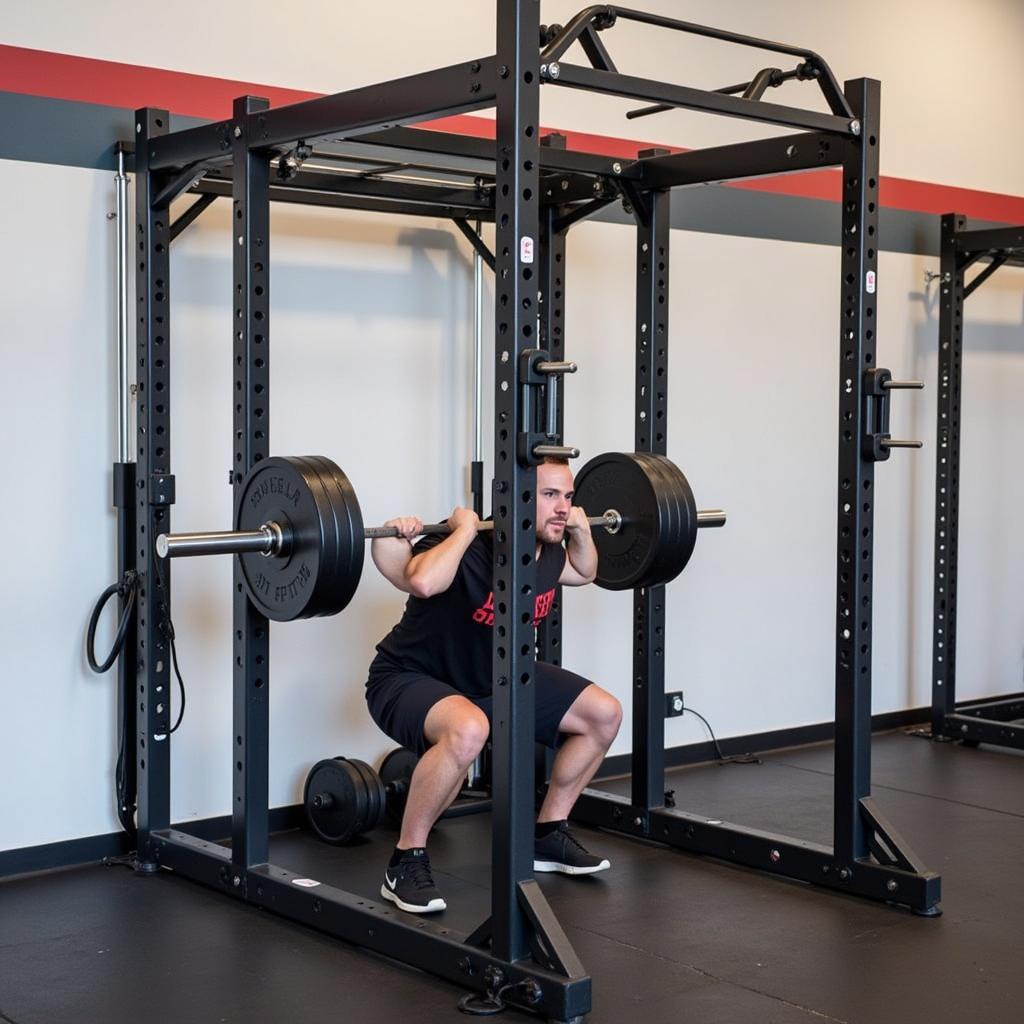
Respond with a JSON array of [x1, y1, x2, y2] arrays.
[[448, 507, 480, 535], [384, 516, 423, 541]]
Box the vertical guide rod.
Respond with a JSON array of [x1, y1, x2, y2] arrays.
[[473, 222, 484, 467], [112, 143, 137, 835], [469, 220, 485, 519], [469, 222, 487, 784], [115, 147, 131, 463]]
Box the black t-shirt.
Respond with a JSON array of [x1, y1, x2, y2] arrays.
[[374, 531, 565, 696]]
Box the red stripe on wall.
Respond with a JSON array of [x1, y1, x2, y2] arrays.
[[3, 44, 1023, 225], [0, 44, 321, 116]]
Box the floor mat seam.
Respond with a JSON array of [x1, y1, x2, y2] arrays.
[[770, 761, 1024, 820], [570, 923, 848, 1022]]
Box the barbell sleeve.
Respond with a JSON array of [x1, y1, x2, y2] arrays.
[[155, 524, 284, 560], [696, 509, 727, 528], [156, 506, 726, 559]]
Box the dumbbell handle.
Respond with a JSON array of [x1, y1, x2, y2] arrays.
[[156, 508, 726, 560]]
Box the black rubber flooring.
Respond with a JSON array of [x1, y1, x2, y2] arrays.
[[2, 731, 1021, 1024]]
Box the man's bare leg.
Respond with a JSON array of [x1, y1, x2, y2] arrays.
[[533, 685, 622, 876], [398, 696, 489, 848]]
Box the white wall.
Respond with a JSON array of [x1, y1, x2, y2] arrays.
[[1, 1, 1022, 850]]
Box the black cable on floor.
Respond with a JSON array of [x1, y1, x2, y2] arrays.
[[457, 980, 540, 1016], [683, 705, 761, 765]]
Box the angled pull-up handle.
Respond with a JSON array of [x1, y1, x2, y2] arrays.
[[542, 6, 853, 120]]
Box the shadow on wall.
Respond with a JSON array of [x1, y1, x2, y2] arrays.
[[173, 219, 472, 316]]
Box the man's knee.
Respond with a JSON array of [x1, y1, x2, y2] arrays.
[[587, 689, 623, 744], [437, 706, 490, 765]]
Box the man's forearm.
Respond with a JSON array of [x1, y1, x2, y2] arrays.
[[406, 527, 478, 597], [566, 533, 598, 581]]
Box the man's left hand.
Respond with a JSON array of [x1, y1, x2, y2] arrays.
[[564, 506, 592, 539]]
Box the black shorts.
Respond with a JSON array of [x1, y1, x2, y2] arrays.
[[365, 657, 593, 756]]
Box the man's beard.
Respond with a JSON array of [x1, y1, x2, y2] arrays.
[[538, 519, 567, 544]]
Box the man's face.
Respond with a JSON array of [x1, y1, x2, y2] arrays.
[[535, 462, 575, 544]]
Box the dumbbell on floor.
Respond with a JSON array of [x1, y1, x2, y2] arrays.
[[304, 748, 419, 845]]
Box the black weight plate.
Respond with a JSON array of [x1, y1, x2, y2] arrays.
[[236, 457, 336, 621], [364, 760, 386, 831], [338, 756, 373, 837], [573, 452, 663, 590], [630, 453, 678, 587], [305, 456, 364, 615], [298, 456, 353, 618], [338, 754, 376, 832], [303, 757, 361, 844], [348, 756, 386, 833], [653, 454, 698, 583], [634, 452, 696, 586], [379, 746, 419, 824], [288, 456, 343, 619], [632, 453, 699, 586]]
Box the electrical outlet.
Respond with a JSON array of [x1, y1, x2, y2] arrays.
[[665, 691, 684, 718]]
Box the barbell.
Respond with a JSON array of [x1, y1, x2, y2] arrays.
[[155, 452, 725, 621]]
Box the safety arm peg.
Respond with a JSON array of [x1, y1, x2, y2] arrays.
[[536, 360, 578, 375], [879, 439, 924, 450], [532, 444, 580, 460], [863, 368, 925, 461]]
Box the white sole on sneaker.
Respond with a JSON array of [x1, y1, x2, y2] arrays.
[[380, 883, 446, 913], [533, 859, 610, 875]]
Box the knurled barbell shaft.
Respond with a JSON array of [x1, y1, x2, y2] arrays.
[[364, 510, 626, 540], [156, 508, 726, 560]]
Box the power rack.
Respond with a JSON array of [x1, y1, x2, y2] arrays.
[[930, 216, 1024, 751], [122, 5, 941, 1019]]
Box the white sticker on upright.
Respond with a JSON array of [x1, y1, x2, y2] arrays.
[[866, 270, 876, 294], [520, 235, 535, 264], [291, 877, 321, 888]]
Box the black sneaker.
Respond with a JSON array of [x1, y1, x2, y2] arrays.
[[533, 821, 610, 875], [380, 848, 447, 913]]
